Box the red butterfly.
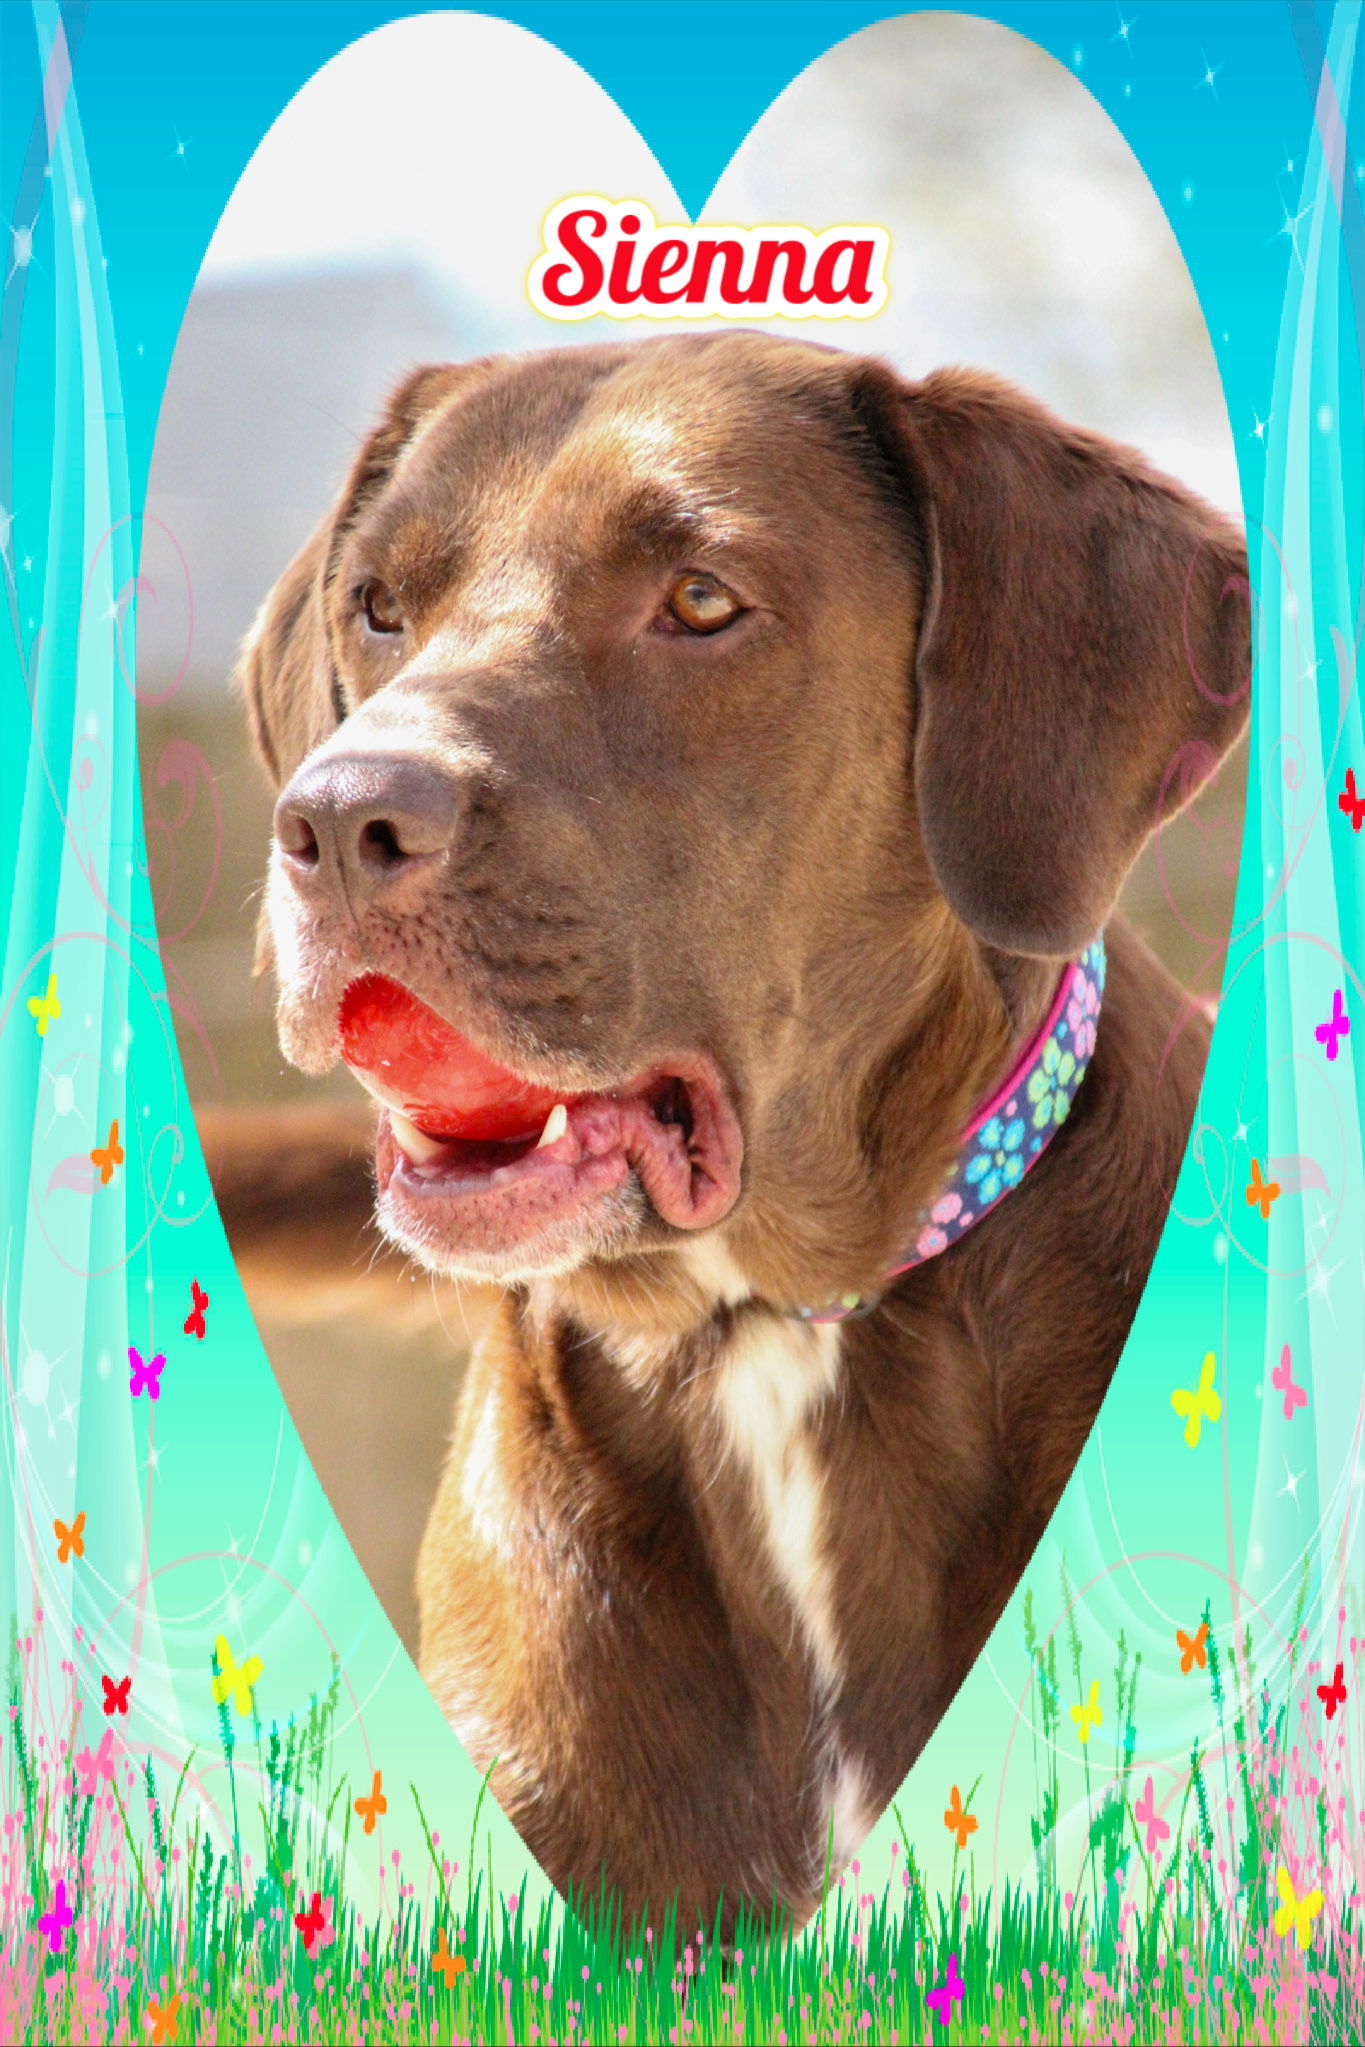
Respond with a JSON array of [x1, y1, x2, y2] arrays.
[[295, 1891, 326, 1951], [184, 1278, 209, 1340], [1340, 768, 1365, 831], [1318, 1661, 1348, 1719], [102, 1673, 131, 1717]]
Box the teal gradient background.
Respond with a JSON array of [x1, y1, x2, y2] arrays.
[[2, 0, 1362, 1937]]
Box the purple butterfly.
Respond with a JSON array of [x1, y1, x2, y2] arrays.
[[926, 1951, 965, 2027], [1272, 1343, 1307, 1420], [1315, 988, 1350, 1061], [128, 1346, 165, 1400], [38, 1878, 72, 1954]]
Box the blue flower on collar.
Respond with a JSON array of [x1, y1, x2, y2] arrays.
[[964, 1115, 1026, 1205]]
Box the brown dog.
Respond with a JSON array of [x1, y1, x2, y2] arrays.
[[238, 332, 1249, 1933]]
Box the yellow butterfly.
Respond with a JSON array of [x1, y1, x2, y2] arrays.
[[27, 973, 61, 1037], [1171, 1352, 1221, 1447], [1070, 1679, 1102, 1746], [212, 1632, 263, 1716], [1273, 1864, 1323, 1949]]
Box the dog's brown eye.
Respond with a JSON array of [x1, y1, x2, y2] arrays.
[[666, 573, 741, 635], [361, 583, 404, 636]]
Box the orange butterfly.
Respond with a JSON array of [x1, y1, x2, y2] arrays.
[[1177, 1621, 1209, 1673], [90, 1120, 124, 1186], [432, 1927, 467, 1989], [1246, 1159, 1280, 1219], [355, 1769, 387, 1835], [148, 1991, 182, 2044], [943, 1783, 978, 1850], [54, 1511, 85, 1563]]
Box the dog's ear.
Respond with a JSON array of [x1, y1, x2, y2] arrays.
[[235, 362, 480, 791], [851, 363, 1251, 958]]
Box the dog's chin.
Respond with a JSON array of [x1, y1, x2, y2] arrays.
[[375, 1162, 650, 1286]]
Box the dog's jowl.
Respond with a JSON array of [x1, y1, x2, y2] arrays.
[[238, 332, 1250, 1932]]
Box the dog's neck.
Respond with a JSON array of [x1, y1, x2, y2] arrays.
[[534, 934, 1103, 1355], [795, 938, 1106, 1321]]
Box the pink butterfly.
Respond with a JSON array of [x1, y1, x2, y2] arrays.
[[925, 1951, 965, 2027], [129, 1346, 165, 1400], [1134, 1774, 1171, 1855], [38, 1878, 73, 1954], [1316, 988, 1350, 1061], [1272, 1344, 1307, 1420], [74, 1727, 116, 1798]]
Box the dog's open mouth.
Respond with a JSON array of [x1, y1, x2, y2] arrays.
[[339, 974, 742, 1260]]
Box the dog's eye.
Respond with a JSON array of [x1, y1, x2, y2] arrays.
[[665, 573, 742, 635], [361, 582, 404, 636]]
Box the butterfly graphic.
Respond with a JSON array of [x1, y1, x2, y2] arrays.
[[37, 1878, 73, 1954], [1172, 1352, 1222, 1447], [1340, 767, 1365, 831], [294, 1891, 335, 1955], [1070, 1679, 1103, 1746], [75, 1727, 117, 1798], [1274, 1864, 1323, 1949], [1246, 1159, 1280, 1219], [1317, 1661, 1348, 1719], [148, 1991, 183, 2045], [1133, 1775, 1171, 1856], [27, 972, 61, 1037], [355, 1769, 388, 1836], [1316, 988, 1350, 1062], [1177, 1620, 1210, 1674], [54, 1510, 86, 1562], [129, 1346, 165, 1400], [943, 1782, 978, 1850], [212, 1632, 264, 1717], [90, 1118, 124, 1186], [183, 1278, 209, 1340], [1272, 1343, 1307, 1420], [432, 1927, 467, 1988], [925, 1951, 965, 2027], [102, 1672, 131, 1717]]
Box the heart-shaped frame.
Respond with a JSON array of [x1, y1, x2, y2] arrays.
[[2, 5, 1360, 2041]]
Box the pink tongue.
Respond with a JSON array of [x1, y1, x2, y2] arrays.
[[339, 975, 564, 1142]]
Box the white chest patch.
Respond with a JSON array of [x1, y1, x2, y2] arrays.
[[714, 1314, 875, 1872], [715, 1314, 844, 1691]]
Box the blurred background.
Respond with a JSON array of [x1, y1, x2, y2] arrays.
[[138, 11, 1248, 1656]]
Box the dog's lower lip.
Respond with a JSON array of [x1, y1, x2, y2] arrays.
[[372, 1060, 742, 1258]]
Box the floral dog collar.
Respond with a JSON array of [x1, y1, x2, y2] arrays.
[[795, 938, 1107, 1323]]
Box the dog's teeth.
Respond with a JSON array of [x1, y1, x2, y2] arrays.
[[536, 1103, 569, 1149], [389, 1110, 446, 1164]]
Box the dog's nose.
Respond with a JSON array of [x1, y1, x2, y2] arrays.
[[273, 752, 459, 902]]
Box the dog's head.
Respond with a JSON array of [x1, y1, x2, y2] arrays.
[[241, 333, 1248, 1308]]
